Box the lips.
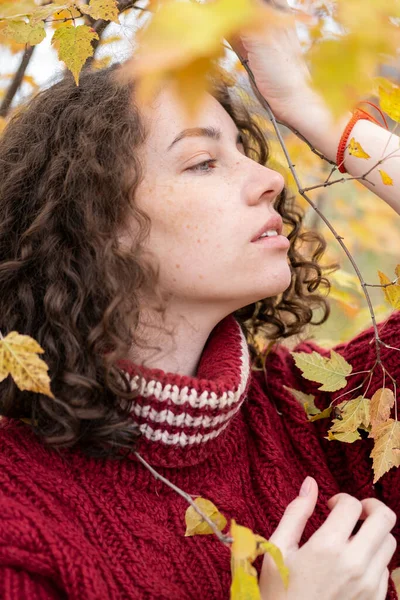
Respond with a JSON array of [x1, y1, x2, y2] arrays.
[[251, 216, 283, 242]]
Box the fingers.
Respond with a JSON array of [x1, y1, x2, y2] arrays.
[[313, 494, 363, 544], [348, 498, 397, 563], [268, 477, 318, 554], [358, 497, 398, 526], [371, 534, 397, 575], [376, 568, 390, 600]]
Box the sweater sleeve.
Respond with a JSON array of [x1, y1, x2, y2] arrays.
[[290, 309, 400, 569], [0, 567, 62, 599]]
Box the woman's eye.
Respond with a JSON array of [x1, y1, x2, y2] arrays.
[[187, 159, 217, 173]]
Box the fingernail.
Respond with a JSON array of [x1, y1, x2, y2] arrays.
[[299, 476, 312, 497]]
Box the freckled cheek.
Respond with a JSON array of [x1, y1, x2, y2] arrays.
[[143, 186, 227, 250], [159, 210, 213, 247]]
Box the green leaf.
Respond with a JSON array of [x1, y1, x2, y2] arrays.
[[291, 350, 352, 392]]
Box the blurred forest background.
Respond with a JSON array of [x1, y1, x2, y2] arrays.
[[0, 0, 399, 349]]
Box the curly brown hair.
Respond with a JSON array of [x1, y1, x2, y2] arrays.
[[0, 64, 336, 458]]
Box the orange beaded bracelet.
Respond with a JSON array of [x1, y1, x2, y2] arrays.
[[336, 101, 389, 174]]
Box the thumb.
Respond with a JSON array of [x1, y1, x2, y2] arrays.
[[269, 477, 318, 554]]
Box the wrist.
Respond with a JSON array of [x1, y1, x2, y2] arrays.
[[269, 91, 351, 163]]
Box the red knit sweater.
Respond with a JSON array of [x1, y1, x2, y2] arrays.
[[1, 312, 400, 599]]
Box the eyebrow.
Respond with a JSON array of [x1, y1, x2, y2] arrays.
[[167, 126, 244, 151]]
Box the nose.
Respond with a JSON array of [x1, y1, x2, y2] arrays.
[[247, 164, 285, 206]]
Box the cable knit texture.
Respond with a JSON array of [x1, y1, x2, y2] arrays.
[[0, 312, 399, 599]]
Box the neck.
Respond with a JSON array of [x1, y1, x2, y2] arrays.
[[127, 305, 228, 377]]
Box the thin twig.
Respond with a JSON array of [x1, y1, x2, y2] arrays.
[[308, 192, 326, 231], [133, 451, 233, 545], [365, 276, 400, 288], [277, 119, 336, 165], [303, 173, 375, 193]]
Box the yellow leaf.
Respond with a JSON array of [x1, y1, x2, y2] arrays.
[[52, 24, 98, 85], [392, 566, 400, 597], [309, 406, 333, 422], [331, 269, 362, 292], [3, 19, 46, 45], [309, 37, 370, 118], [78, 0, 119, 24], [291, 349, 352, 392], [369, 419, 400, 483], [0, 1, 37, 19], [0, 23, 25, 53], [378, 169, 394, 186], [378, 269, 400, 309], [98, 34, 122, 46], [20, 417, 39, 426], [283, 386, 332, 421], [29, 3, 69, 24], [50, 6, 82, 30], [91, 55, 112, 70], [230, 562, 260, 600], [119, 0, 281, 117], [370, 388, 395, 428], [328, 284, 360, 317], [0, 332, 54, 398], [308, 31, 393, 119], [22, 74, 39, 89], [283, 386, 318, 414], [329, 396, 370, 435], [326, 430, 361, 443], [184, 497, 227, 536], [230, 520, 289, 590], [254, 537, 289, 589], [379, 81, 400, 123], [348, 137, 371, 160], [231, 520, 257, 561], [172, 54, 225, 120]]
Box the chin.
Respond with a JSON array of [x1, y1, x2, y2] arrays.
[[260, 282, 291, 302]]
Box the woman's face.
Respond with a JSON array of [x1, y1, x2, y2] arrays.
[[132, 85, 292, 320]]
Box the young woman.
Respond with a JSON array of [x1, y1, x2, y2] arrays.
[[0, 3, 399, 599]]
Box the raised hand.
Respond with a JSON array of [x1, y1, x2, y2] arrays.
[[260, 477, 397, 600]]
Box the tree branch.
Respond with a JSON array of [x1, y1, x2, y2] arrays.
[[0, 45, 35, 118], [133, 451, 233, 545]]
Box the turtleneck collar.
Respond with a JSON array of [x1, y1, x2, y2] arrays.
[[117, 314, 252, 468]]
